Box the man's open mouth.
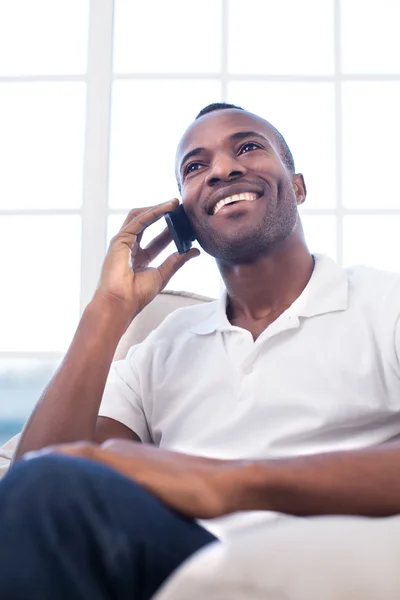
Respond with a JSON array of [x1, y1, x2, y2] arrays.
[[212, 192, 260, 215]]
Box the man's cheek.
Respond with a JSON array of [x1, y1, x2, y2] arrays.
[[182, 191, 202, 219]]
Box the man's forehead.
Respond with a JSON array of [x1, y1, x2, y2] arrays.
[[176, 109, 276, 159]]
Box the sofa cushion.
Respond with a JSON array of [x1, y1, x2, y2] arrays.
[[154, 514, 400, 600]]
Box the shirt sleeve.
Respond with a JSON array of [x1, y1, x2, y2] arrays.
[[98, 344, 152, 443], [385, 277, 400, 380], [394, 316, 400, 375]]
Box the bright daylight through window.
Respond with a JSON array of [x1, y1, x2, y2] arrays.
[[1, 0, 400, 443]]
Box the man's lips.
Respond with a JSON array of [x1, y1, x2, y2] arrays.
[[206, 184, 264, 215]]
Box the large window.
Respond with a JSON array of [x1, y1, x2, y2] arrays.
[[1, 0, 400, 443]]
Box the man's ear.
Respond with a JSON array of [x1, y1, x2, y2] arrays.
[[292, 173, 307, 205]]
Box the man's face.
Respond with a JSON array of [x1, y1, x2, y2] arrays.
[[176, 109, 306, 263]]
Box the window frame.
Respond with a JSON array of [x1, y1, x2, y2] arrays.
[[1, 0, 400, 364]]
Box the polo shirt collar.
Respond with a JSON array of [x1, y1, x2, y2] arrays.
[[190, 254, 349, 335], [288, 254, 349, 318]]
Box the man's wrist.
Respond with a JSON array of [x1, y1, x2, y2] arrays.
[[226, 460, 275, 513], [87, 291, 136, 335]]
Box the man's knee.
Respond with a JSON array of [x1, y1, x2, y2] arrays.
[[1, 453, 215, 559], [0, 454, 104, 512], [0, 454, 216, 600], [0, 453, 178, 525], [0, 455, 155, 598], [6, 452, 92, 482]]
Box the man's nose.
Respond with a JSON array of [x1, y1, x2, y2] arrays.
[[205, 153, 247, 186]]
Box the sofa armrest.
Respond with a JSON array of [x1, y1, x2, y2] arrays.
[[0, 433, 20, 479], [154, 514, 400, 600]]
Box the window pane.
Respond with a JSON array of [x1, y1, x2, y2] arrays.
[[107, 215, 221, 298], [165, 245, 221, 298], [0, 0, 89, 76], [0, 216, 81, 352], [341, 0, 400, 74], [228, 0, 334, 75], [113, 0, 222, 73], [343, 216, 400, 271], [342, 82, 400, 209], [0, 359, 59, 445], [301, 214, 337, 261], [227, 82, 336, 209], [108, 80, 221, 209], [0, 83, 86, 210]]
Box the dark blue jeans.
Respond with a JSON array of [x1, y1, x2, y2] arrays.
[[0, 455, 217, 600]]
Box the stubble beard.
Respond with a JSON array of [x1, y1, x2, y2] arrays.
[[192, 184, 299, 264]]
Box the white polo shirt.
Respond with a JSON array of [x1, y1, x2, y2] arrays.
[[99, 254, 400, 537]]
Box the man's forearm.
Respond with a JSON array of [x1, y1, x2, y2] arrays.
[[238, 444, 400, 517], [14, 294, 131, 460]]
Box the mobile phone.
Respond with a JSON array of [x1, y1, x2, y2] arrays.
[[165, 203, 196, 254]]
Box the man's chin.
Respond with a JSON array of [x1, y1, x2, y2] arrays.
[[200, 234, 272, 264]]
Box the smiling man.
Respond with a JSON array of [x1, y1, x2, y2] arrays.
[[3, 103, 400, 600], [177, 104, 303, 268], [174, 103, 313, 341]]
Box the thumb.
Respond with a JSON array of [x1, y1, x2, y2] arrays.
[[157, 248, 200, 288]]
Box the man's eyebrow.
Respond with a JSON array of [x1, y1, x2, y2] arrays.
[[230, 130, 270, 143], [179, 147, 204, 173]]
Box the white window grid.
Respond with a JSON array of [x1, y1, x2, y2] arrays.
[[1, 0, 400, 363]]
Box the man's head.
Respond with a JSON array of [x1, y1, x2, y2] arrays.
[[175, 103, 306, 264]]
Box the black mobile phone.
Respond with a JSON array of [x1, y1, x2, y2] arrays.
[[165, 204, 196, 254]]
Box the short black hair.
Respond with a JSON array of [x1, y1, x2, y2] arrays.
[[195, 102, 295, 172]]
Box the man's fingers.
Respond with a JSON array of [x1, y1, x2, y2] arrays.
[[157, 247, 200, 289], [121, 199, 179, 236], [120, 205, 154, 229], [142, 227, 173, 263]]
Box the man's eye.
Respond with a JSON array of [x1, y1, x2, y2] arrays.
[[185, 162, 202, 175], [239, 142, 261, 154]]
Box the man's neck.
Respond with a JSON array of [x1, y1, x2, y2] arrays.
[[219, 239, 314, 325]]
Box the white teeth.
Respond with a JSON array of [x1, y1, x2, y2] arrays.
[[213, 192, 258, 215]]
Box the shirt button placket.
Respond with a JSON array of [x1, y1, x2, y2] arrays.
[[242, 363, 253, 375]]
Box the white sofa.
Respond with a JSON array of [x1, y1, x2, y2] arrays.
[[2, 290, 400, 599]]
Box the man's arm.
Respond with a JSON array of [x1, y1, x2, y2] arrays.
[[44, 439, 400, 519], [239, 444, 400, 516], [14, 295, 136, 461], [14, 201, 199, 460]]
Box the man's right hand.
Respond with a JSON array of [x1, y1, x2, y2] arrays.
[[14, 200, 198, 459], [94, 199, 199, 324]]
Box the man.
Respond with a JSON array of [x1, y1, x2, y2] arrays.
[[2, 102, 400, 599]]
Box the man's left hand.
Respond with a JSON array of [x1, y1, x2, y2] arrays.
[[24, 440, 253, 519]]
